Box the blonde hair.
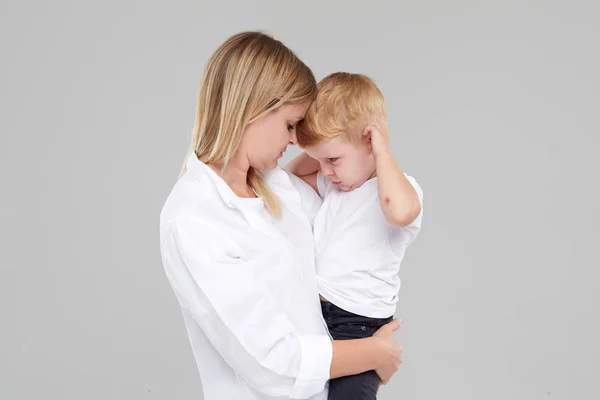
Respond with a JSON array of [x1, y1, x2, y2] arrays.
[[297, 72, 386, 147], [181, 31, 316, 217]]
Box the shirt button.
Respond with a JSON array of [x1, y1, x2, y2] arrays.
[[361, 326, 367, 331]]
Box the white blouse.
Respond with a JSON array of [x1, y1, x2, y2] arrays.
[[160, 155, 332, 399]]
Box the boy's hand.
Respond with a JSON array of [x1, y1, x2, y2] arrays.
[[364, 121, 391, 158]]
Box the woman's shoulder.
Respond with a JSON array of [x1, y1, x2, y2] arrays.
[[160, 173, 224, 227]]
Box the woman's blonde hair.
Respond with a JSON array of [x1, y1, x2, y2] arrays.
[[297, 72, 386, 147], [181, 31, 316, 216]]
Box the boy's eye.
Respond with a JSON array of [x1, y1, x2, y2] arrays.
[[327, 157, 338, 163]]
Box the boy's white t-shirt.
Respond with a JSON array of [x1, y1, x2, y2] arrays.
[[313, 171, 423, 319]]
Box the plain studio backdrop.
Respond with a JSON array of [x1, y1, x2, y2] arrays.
[[2, 1, 599, 399]]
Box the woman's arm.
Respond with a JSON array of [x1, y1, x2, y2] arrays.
[[163, 216, 330, 399], [331, 320, 402, 382], [162, 215, 401, 397]]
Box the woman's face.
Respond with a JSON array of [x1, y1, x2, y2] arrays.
[[242, 100, 311, 171]]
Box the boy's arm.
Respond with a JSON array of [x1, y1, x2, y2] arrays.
[[285, 152, 320, 193], [367, 122, 422, 228]]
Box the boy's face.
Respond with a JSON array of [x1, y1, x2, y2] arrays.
[[304, 135, 376, 192]]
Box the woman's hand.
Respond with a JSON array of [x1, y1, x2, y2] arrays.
[[372, 319, 403, 384]]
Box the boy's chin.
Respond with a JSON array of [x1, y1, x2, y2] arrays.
[[335, 182, 353, 192], [338, 179, 370, 192]]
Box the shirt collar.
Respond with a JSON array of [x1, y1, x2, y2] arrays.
[[185, 154, 244, 209]]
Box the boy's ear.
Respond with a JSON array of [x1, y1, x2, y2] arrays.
[[362, 126, 373, 154], [363, 126, 372, 143]]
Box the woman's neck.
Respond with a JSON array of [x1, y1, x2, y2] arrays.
[[206, 154, 256, 199]]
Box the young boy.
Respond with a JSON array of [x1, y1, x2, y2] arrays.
[[286, 72, 423, 400]]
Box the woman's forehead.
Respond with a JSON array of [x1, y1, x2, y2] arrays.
[[280, 100, 311, 116]]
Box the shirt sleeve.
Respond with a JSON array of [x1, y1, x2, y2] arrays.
[[161, 216, 332, 399], [316, 171, 330, 198], [285, 171, 323, 225]]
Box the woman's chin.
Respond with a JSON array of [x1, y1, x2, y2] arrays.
[[258, 159, 279, 171]]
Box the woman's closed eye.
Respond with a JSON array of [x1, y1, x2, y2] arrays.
[[287, 124, 295, 131]]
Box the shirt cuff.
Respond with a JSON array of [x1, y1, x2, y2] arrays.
[[290, 334, 332, 399]]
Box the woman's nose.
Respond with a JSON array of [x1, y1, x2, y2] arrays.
[[289, 129, 298, 145]]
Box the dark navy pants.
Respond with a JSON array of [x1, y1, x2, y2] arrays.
[[321, 301, 393, 400]]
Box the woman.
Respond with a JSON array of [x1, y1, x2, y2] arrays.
[[159, 31, 402, 400]]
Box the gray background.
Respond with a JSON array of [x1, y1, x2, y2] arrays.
[[2, 0, 599, 399]]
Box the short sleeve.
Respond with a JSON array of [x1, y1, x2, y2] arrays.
[[316, 171, 331, 198]]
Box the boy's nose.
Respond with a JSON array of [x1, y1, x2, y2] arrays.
[[321, 165, 334, 177]]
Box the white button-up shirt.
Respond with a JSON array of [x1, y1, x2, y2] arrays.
[[160, 155, 332, 400], [314, 171, 424, 319]]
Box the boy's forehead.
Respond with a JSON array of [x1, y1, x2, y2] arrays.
[[305, 136, 346, 157]]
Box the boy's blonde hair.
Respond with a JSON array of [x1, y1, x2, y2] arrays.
[[181, 31, 317, 217], [297, 72, 386, 147]]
